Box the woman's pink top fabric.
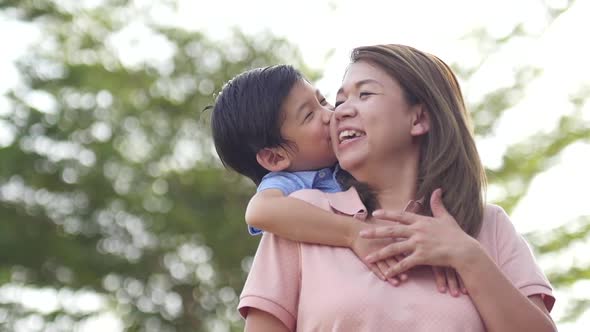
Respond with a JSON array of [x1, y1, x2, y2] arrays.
[[238, 188, 555, 331]]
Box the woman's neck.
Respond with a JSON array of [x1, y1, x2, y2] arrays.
[[358, 153, 420, 213]]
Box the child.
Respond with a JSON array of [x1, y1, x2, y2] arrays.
[[211, 65, 456, 289]]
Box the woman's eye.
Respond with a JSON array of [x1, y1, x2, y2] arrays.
[[360, 92, 373, 98], [305, 111, 314, 121], [319, 97, 327, 105]]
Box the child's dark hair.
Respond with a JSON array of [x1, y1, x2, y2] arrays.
[[211, 65, 302, 185]]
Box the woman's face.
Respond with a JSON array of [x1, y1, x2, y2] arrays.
[[331, 61, 423, 177]]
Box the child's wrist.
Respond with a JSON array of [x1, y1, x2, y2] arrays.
[[346, 220, 364, 248]]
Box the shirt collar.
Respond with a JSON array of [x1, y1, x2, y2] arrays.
[[326, 187, 425, 221], [326, 187, 368, 221]]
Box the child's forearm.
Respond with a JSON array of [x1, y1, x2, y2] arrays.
[[246, 190, 363, 247]]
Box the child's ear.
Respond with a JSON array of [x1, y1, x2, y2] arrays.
[[410, 104, 430, 136], [256, 147, 291, 172]]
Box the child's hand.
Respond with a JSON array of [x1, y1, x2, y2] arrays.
[[351, 219, 409, 286], [431, 266, 467, 297]]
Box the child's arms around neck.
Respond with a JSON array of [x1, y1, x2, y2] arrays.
[[246, 189, 361, 247], [246, 189, 411, 284], [246, 188, 465, 293]]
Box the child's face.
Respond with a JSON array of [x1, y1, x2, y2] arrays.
[[280, 79, 337, 171]]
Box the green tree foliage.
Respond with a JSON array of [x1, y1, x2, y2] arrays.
[[0, 0, 588, 331], [0, 0, 319, 330]]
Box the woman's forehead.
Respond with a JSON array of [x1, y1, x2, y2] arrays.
[[338, 61, 392, 94]]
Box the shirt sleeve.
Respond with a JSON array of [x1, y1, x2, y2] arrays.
[[238, 232, 301, 331], [493, 206, 556, 312], [247, 173, 309, 236], [257, 172, 307, 195]]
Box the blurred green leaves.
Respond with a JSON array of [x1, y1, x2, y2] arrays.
[[0, 0, 319, 331]]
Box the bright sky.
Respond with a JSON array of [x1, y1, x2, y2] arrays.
[[1, 0, 589, 331]]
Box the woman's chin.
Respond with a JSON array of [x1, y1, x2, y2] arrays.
[[336, 155, 365, 175]]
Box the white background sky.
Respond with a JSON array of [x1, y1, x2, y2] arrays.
[[1, 0, 589, 331]]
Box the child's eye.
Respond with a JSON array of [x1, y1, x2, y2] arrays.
[[334, 100, 344, 108], [319, 98, 335, 111], [304, 111, 314, 121]]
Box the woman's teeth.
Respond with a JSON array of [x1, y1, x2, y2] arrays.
[[338, 129, 365, 143]]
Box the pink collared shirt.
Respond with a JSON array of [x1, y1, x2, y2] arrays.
[[238, 188, 554, 331]]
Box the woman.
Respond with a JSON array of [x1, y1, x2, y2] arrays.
[[238, 44, 555, 331]]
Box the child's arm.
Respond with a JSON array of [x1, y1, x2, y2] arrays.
[[246, 189, 413, 284], [247, 190, 465, 294], [246, 189, 362, 247]]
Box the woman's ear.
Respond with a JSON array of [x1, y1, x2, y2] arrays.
[[410, 104, 430, 136], [256, 147, 292, 172]]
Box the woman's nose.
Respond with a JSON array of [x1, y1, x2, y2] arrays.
[[333, 102, 356, 121]]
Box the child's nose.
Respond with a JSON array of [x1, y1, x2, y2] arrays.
[[321, 108, 333, 124]]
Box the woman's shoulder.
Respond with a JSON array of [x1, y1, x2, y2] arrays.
[[478, 203, 521, 246], [482, 203, 514, 229]]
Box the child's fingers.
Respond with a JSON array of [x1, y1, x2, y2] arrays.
[[385, 255, 419, 278], [459, 274, 468, 294], [431, 266, 447, 293], [367, 263, 386, 281], [385, 258, 408, 282], [377, 260, 399, 286], [446, 267, 460, 297], [393, 256, 409, 281]]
